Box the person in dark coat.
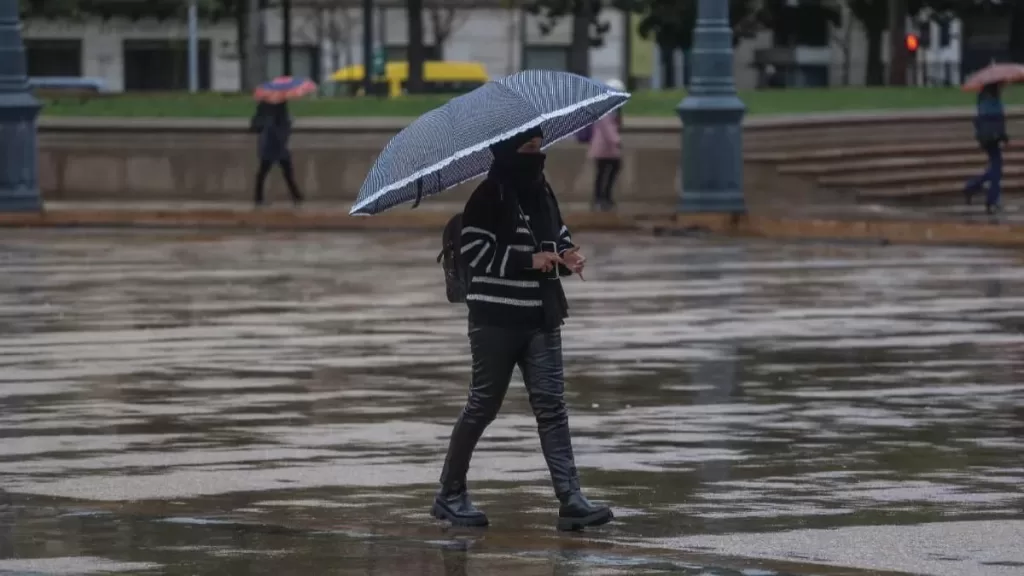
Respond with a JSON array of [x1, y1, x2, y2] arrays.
[[965, 82, 1008, 214], [430, 126, 614, 532], [253, 101, 303, 206]]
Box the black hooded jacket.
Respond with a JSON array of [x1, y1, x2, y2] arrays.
[[458, 128, 574, 330]]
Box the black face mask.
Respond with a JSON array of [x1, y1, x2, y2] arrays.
[[495, 152, 546, 183]]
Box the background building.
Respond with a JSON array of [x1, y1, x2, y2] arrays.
[[21, 1, 972, 94], [22, 0, 629, 93]]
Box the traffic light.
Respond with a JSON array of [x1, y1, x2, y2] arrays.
[[905, 33, 920, 53]]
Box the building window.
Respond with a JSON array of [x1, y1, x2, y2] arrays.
[[25, 39, 82, 77], [123, 40, 210, 91], [523, 45, 569, 71], [267, 46, 321, 82], [383, 45, 442, 63], [939, 21, 952, 47]]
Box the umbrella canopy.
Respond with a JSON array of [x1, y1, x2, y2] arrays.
[[349, 70, 630, 216], [255, 76, 317, 103], [962, 63, 1024, 92]]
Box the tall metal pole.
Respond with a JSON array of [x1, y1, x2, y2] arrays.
[[888, 0, 908, 86], [676, 0, 745, 213], [187, 0, 199, 92], [362, 0, 373, 95], [0, 0, 43, 212], [282, 0, 292, 75]]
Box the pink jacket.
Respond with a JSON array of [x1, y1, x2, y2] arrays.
[[587, 113, 622, 159]]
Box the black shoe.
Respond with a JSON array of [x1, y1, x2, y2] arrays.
[[987, 203, 1002, 215], [430, 489, 488, 527], [964, 187, 975, 206], [556, 491, 613, 532]]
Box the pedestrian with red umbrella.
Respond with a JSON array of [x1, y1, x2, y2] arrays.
[[962, 64, 1024, 213], [250, 76, 316, 207]]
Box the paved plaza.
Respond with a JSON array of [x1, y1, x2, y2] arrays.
[[0, 230, 1022, 575]]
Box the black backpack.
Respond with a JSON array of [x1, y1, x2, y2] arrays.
[[437, 213, 470, 303]]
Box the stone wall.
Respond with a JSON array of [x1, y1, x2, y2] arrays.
[[38, 119, 682, 206], [37, 108, 1020, 207]]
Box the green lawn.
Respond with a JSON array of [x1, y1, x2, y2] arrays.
[[38, 87, 1024, 118]]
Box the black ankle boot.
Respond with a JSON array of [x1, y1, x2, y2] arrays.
[[556, 490, 613, 532], [431, 486, 488, 527]]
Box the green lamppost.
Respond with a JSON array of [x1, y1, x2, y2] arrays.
[[677, 0, 745, 213], [0, 0, 43, 211]]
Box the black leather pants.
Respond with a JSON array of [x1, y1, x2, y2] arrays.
[[439, 324, 581, 498]]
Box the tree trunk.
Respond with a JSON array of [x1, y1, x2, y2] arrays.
[[659, 42, 675, 88], [568, 0, 590, 76], [246, 0, 266, 89], [1010, 0, 1024, 63], [866, 26, 884, 86], [407, 0, 425, 93], [282, 0, 292, 75], [236, 0, 249, 89], [840, 1, 852, 86], [887, 0, 907, 86], [506, 1, 517, 75]]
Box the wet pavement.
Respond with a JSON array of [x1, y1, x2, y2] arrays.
[[0, 229, 1022, 576]]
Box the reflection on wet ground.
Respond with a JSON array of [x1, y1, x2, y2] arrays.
[[0, 230, 1022, 575]]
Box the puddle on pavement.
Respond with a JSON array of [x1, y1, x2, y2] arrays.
[[1, 229, 1022, 575]]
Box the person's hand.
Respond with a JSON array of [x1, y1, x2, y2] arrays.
[[562, 246, 587, 279], [532, 251, 564, 272]]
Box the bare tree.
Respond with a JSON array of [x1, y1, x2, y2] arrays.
[[829, 0, 854, 86], [888, 0, 908, 85], [426, 0, 470, 58], [502, 0, 519, 74], [245, 0, 266, 89], [408, 0, 425, 92]]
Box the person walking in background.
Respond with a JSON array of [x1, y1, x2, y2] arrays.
[[589, 79, 624, 211], [965, 82, 1008, 214], [251, 101, 303, 207], [432, 126, 614, 532]]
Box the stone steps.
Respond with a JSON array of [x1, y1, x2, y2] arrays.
[[819, 165, 1024, 188], [748, 141, 1005, 164], [857, 178, 1024, 200], [776, 151, 1019, 176]]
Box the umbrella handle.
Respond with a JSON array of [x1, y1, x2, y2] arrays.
[[412, 178, 424, 209]]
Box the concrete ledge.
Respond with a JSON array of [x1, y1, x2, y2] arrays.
[[0, 205, 642, 231], [7, 204, 1024, 249], [652, 214, 1024, 247], [37, 106, 1024, 133]]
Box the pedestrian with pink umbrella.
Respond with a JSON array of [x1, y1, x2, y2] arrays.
[[962, 63, 1024, 213], [250, 76, 316, 207]]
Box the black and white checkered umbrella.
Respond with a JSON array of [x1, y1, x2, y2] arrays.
[[349, 70, 630, 216]]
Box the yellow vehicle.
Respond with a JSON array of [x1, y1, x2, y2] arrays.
[[330, 60, 489, 97]]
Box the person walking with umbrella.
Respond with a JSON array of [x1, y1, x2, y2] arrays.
[[250, 77, 315, 207], [965, 82, 1008, 213], [348, 70, 628, 531], [432, 125, 613, 531], [962, 63, 1024, 213]]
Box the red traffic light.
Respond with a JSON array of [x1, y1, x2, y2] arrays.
[[905, 33, 920, 52]]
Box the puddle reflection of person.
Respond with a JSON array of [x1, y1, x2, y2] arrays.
[[431, 127, 613, 532]]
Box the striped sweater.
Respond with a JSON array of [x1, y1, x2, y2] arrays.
[[459, 178, 574, 328]]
